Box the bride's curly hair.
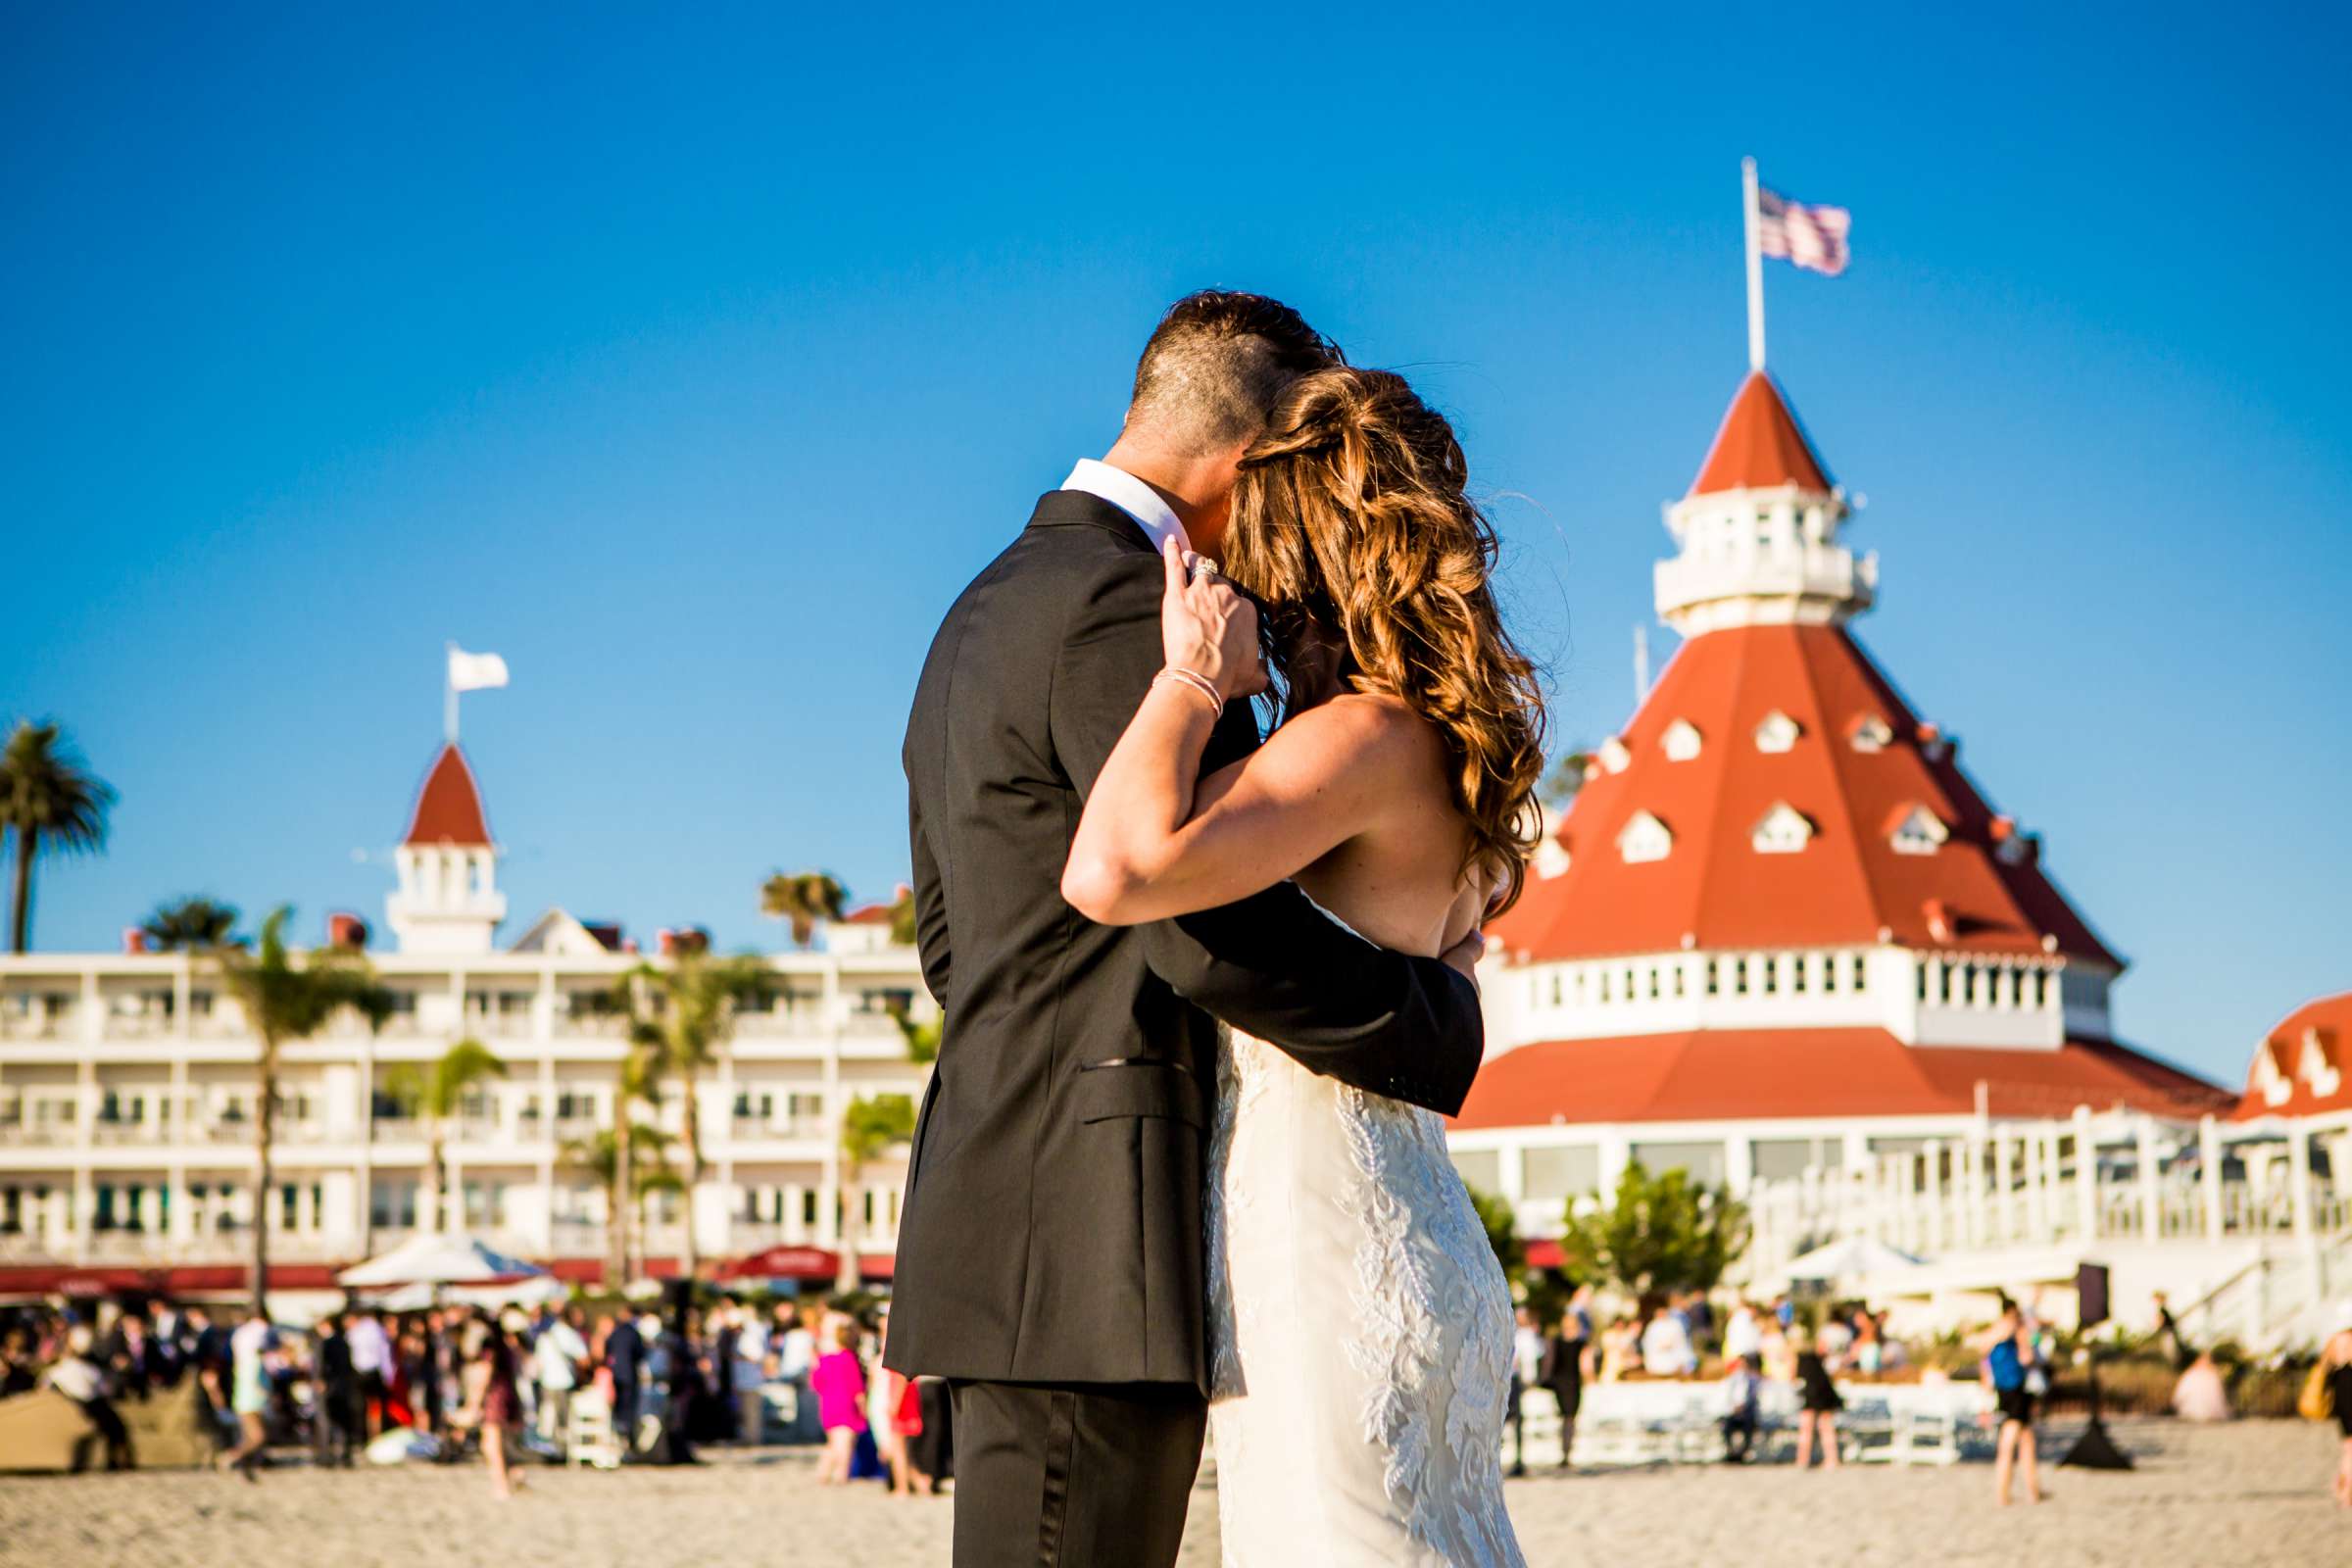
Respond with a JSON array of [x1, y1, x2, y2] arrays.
[[1223, 366, 1548, 912]]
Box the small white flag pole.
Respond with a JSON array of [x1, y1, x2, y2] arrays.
[[1742, 156, 1766, 372], [444, 644, 510, 743]]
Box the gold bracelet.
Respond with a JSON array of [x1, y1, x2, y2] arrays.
[[1154, 667, 1224, 717]]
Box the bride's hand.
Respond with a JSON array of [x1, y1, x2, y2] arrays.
[[1161, 536, 1268, 703]]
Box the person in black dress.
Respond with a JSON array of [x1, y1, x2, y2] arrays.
[[1793, 1328, 1843, 1471], [2322, 1321, 2352, 1508]]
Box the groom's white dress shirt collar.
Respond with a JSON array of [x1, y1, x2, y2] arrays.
[[1061, 458, 1192, 556]]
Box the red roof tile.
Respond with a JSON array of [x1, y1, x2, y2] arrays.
[[401, 743, 492, 847], [2230, 991, 2352, 1120], [1490, 623, 2121, 967], [1689, 371, 1833, 497], [1450, 1028, 2229, 1130]]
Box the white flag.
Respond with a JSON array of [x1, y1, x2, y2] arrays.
[[448, 647, 510, 692]]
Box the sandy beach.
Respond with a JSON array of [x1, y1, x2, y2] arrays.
[[0, 1417, 2341, 1567]]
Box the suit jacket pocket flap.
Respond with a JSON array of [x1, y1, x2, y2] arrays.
[[1073, 1059, 1204, 1128]]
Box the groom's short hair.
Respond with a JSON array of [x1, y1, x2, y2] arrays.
[[1126, 290, 1341, 455]]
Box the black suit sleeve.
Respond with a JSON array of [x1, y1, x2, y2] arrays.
[[907, 781, 953, 1010], [1049, 547, 1486, 1115]]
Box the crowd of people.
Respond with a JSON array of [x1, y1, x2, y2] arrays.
[[0, 1288, 955, 1497], [1501, 1285, 2042, 1490]]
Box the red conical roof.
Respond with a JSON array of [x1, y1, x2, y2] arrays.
[[1491, 622, 2120, 968], [2231, 991, 2352, 1121], [402, 743, 492, 847], [1689, 371, 1833, 497]]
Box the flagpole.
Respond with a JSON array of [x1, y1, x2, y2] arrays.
[[444, 641, 459, 745], [1742, 156, 1766, 372]]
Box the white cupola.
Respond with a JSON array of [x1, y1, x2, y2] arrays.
[[1653, 371, 1877, 638], [386, 743, 505, 954]]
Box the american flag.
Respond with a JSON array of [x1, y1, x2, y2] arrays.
[[1756, 187, 1852, 276]]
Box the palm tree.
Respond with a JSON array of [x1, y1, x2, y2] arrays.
[[140, 895, 241, 953], [602, 980, 665, 1288], [836, 1093, 916, 1294], [0, 720, 116, 953], [212, 907, 392, 1314], [623, 948, 770, 1283], [760, 870, 846, 948], [888, 1004, 941, 1066], [382, 1037, 506, 1235], [1541, 746, 1596, 812], [562, 1116, 681, 1288]]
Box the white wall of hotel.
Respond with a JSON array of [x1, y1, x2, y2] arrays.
[[1459, 943, 2352, 1348], [0, 914, 932, 1281]]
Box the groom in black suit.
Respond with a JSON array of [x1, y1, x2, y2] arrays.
[[888, 291, 1489, 1566]]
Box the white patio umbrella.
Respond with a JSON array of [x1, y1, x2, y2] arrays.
[[1781, 1234, 1923, 1284], [336, 1232, 547, 1290], [369, 1273, 569, 1312]]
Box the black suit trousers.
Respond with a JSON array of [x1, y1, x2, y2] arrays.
[[949, 1380, 1206, 1568]]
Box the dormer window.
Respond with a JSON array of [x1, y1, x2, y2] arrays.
[[1662, 719, 1703, 761], [2256, 1043, 2294, 1107], [1599, 737, 1632, 774], [1887, 805, 1949, 857], [2298, 1028, 2341, 1099], [1848, 713, 1892, 753], [1535, 837, 1572, 880], [1754, 710, 1801, 754], [1751, 804, 1815, 854], [1617, 810, 1673, 864]]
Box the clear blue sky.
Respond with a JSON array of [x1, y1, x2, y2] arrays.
[[5, 4, 2346, 1086]]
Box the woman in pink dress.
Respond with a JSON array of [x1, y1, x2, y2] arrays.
[[808, 1314, 867, 1485]]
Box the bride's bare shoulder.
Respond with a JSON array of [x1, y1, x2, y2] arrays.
[[1259, 690, 1447, 785]]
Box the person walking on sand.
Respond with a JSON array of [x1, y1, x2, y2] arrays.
[[478, 1311, 526, 1498], [1792, 1328, 1843, 1471], [2319, 1310, 2352, 1507], [1983, 1298, 2042, 1506], [220, 1312, 279, 1482], [810, 1314, 866, 1486]]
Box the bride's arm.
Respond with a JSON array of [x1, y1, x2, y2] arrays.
[[1061, 538, 1417, 926]]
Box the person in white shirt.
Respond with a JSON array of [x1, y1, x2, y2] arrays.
[[532, 1306, 589, 1447], [732, 1303, 770, 1443], [1723, 1300, 1763, 1364], [44, 1325, 132, 1470], [343, 1310, 390, 1437], [1641, 1304, 1696, 1377]]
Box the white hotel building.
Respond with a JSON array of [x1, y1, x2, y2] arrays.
[[0, 742, 932, 1298]]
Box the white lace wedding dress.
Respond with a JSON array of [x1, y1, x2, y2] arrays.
[[1206, 1024, 1526, 1566]]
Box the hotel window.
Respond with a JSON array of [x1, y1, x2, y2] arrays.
[[1733, 959, 1749, 997], [802, 1190, 820, 1226], [1916, 963, 1930, 1002], [1522, 1145, 1601, 1200], [1449, 1150, 1502, 1194], [1705, 959, 1721, 997], [1792, 956, 1810, 994], [1849, 954, 1867, 992], [1629, 1140, 1729, 1187], [1761, 956, 1779, 996], [1599, 970, 1612, 1004], [1549, 972, 1563, 1006], [1646, 967, 1661, 1000], [1672, 965, 1688, 998]]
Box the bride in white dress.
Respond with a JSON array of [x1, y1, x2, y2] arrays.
[[1063, 365, 1546, 1565]]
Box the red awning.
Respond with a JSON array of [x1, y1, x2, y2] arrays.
[[1524, 1239, 1566, 1271], [715, 1246, 899, 1284]]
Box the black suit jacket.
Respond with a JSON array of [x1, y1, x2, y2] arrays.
[[884, 489, 1487, 1394]]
